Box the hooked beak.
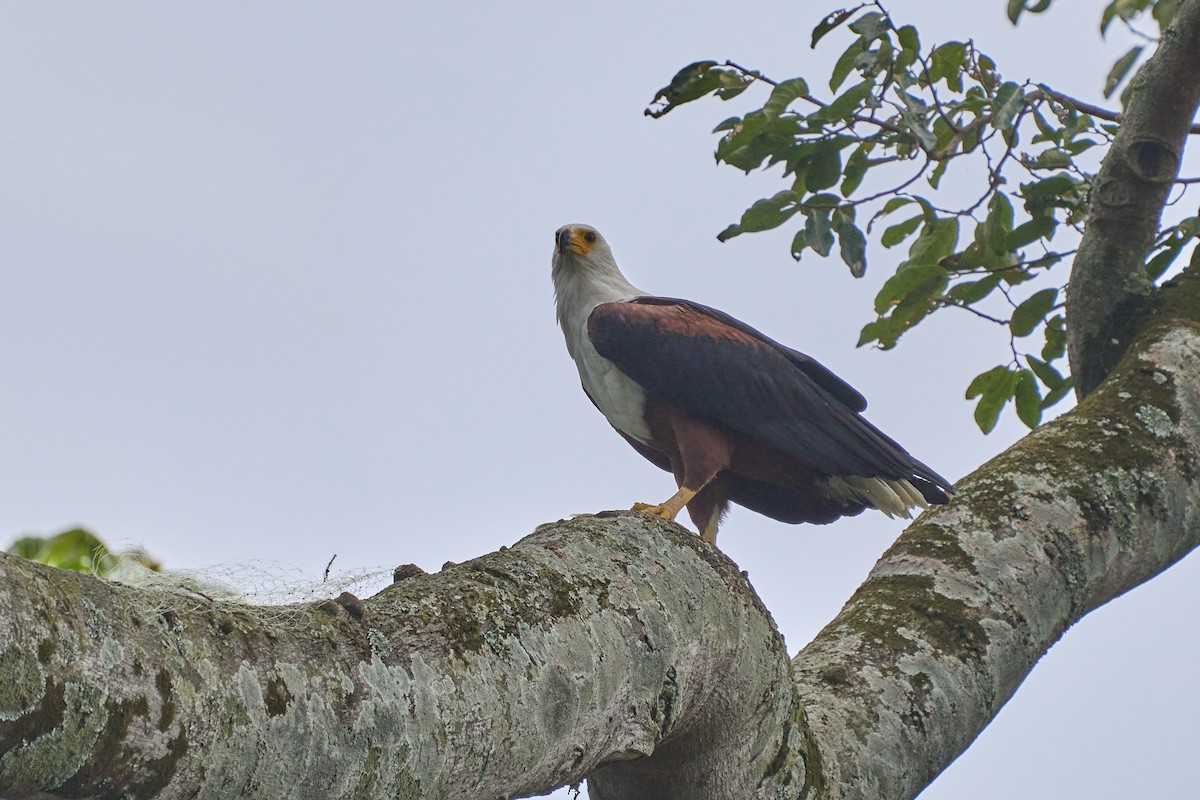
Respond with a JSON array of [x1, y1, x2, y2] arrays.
[[556, 227, 575, 255]]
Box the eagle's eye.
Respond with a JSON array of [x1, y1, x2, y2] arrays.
[[584, 231, 597, 244]]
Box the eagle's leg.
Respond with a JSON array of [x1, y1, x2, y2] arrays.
[[686, 481, 730, 545], [631, 486, 697, 522], [632, 409, 732, 541]]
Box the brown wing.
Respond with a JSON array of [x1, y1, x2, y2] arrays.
[[587, 297, 951, 499]]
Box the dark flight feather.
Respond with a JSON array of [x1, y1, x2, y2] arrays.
[[587, 297, 951, 500]]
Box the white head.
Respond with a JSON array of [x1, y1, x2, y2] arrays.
[[550, 222, 643, 335], [551, 223, 618, 271], [550, 224, 643, 329]]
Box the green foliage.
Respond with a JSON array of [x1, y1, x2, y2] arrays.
[[7, 527, 161, 577], [646, 1, 1195, 433]]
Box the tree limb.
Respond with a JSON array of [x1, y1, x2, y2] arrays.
[[1033, 86, 1200, 136], [2, 269, 1199, 800], [0, 514, 792, 799], [772, 266, 1200, 799], [1066, 0, 1200, 396]]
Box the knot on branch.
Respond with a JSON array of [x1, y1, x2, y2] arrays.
[[1127, 136, 1180, 181]]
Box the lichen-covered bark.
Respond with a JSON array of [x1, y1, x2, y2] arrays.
[[0, 513, 790, 800], [1, 275, 1198, 800], [769, 268, 1200, 800], [1066, 0, 1200, 396]]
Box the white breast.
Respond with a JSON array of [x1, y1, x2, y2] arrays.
[[565, 313, 653, 443], [551, 237, 654, 443]]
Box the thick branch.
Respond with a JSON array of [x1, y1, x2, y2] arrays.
[[770, 268, 1200, 799], [0, 514, 790, 800], [3, 263, 1199, 800], [1067, 0, 1200, 396]]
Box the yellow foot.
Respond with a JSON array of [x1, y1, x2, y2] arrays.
[[631, 501, 677, 521]]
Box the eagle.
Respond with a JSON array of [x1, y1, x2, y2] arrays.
[[551, 223, 952, 544]]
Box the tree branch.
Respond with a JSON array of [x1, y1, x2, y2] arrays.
[[769, 266, 1200, 799], [1033, 86, 1200, 135], [2, 269, 1199, 800], [1066, 0, 1200, 396], [0, 514, 792, 800]]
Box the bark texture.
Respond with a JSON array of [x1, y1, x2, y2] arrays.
[[0, 514, 791, 799], [5, 7, 1200, 800], [776, 268, 1200, 799], [1, 271, 1198, 800], [1066, 0, 1200, 396]]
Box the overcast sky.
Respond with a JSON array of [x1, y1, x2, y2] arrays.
[[1, 2, 1196, 797]]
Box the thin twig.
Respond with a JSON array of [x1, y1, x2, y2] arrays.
[[936, 298, 1008, 325], [724, 60, 778, 87], [1035, 86, 1200, 135]]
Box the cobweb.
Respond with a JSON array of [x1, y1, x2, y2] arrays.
[[100, 545, 397, 629]]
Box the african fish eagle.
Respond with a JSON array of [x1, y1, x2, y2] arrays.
[[551, 223, 952, 544]]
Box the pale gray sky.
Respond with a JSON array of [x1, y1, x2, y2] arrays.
[[1, 2, 1195, 797]]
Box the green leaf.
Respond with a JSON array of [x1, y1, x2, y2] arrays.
[[805, 207, 835, 256], [1100, 1, 1119, 34], [1152, 0, 1179, 30], [738, 191, 802, 233], [840, 146, 869, 196], [858, 316, 904, 349], [867, 196, 917, 233], [790, 228, 809, 261], [1064, 137, 1099, 155], [1014, 369, 1043, 428], [874, 264, 948, 315], [881, 215, 924, 248], [1146, 239, 1185, 280], [929, 42, 966, 88], [991, 81, 1025, 134], [897, 92, 937, 150], [1030, 105, 1061, 142], [897, 25, 920, 55], [1008, 0, 1053, 24], [835, 211, 868, 276], [947, 273, 1003, 304], [1010, 288, 1059, 337], [1021, 173, 1083, 218], [1104, 45, 1144, 98], [907, 216, 959, 264], [966, 366, 1020, 434], [717, 223, 743, 242], [647, 60, 720, 118], [818, 79, 873, 121], [830, 39, 865, 91], [715, 111, 798, 172], [982, 193, 1015, 255], [1042, 314, 1067, 360], [1026, 355, 1066, 389], [1030, 148, 1074, 169], [807, 142, 844, 191], [712, 116, 741, 133], [763, 78, 811, 118], [812, 9, 856, 48], [8, 527, 161, 577], [847, 11, 889, 39], [1041, 378, 1073, 410]]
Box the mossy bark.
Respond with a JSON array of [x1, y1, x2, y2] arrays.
[[1, 271, 1198, 799], [1, 271, 1197, 799], [773, 268, 1200, 800], [5, 7, 1200, 798], [0, 513, 791, 800]]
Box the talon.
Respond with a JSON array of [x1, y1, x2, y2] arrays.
[[631, 502, 676, 520]]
